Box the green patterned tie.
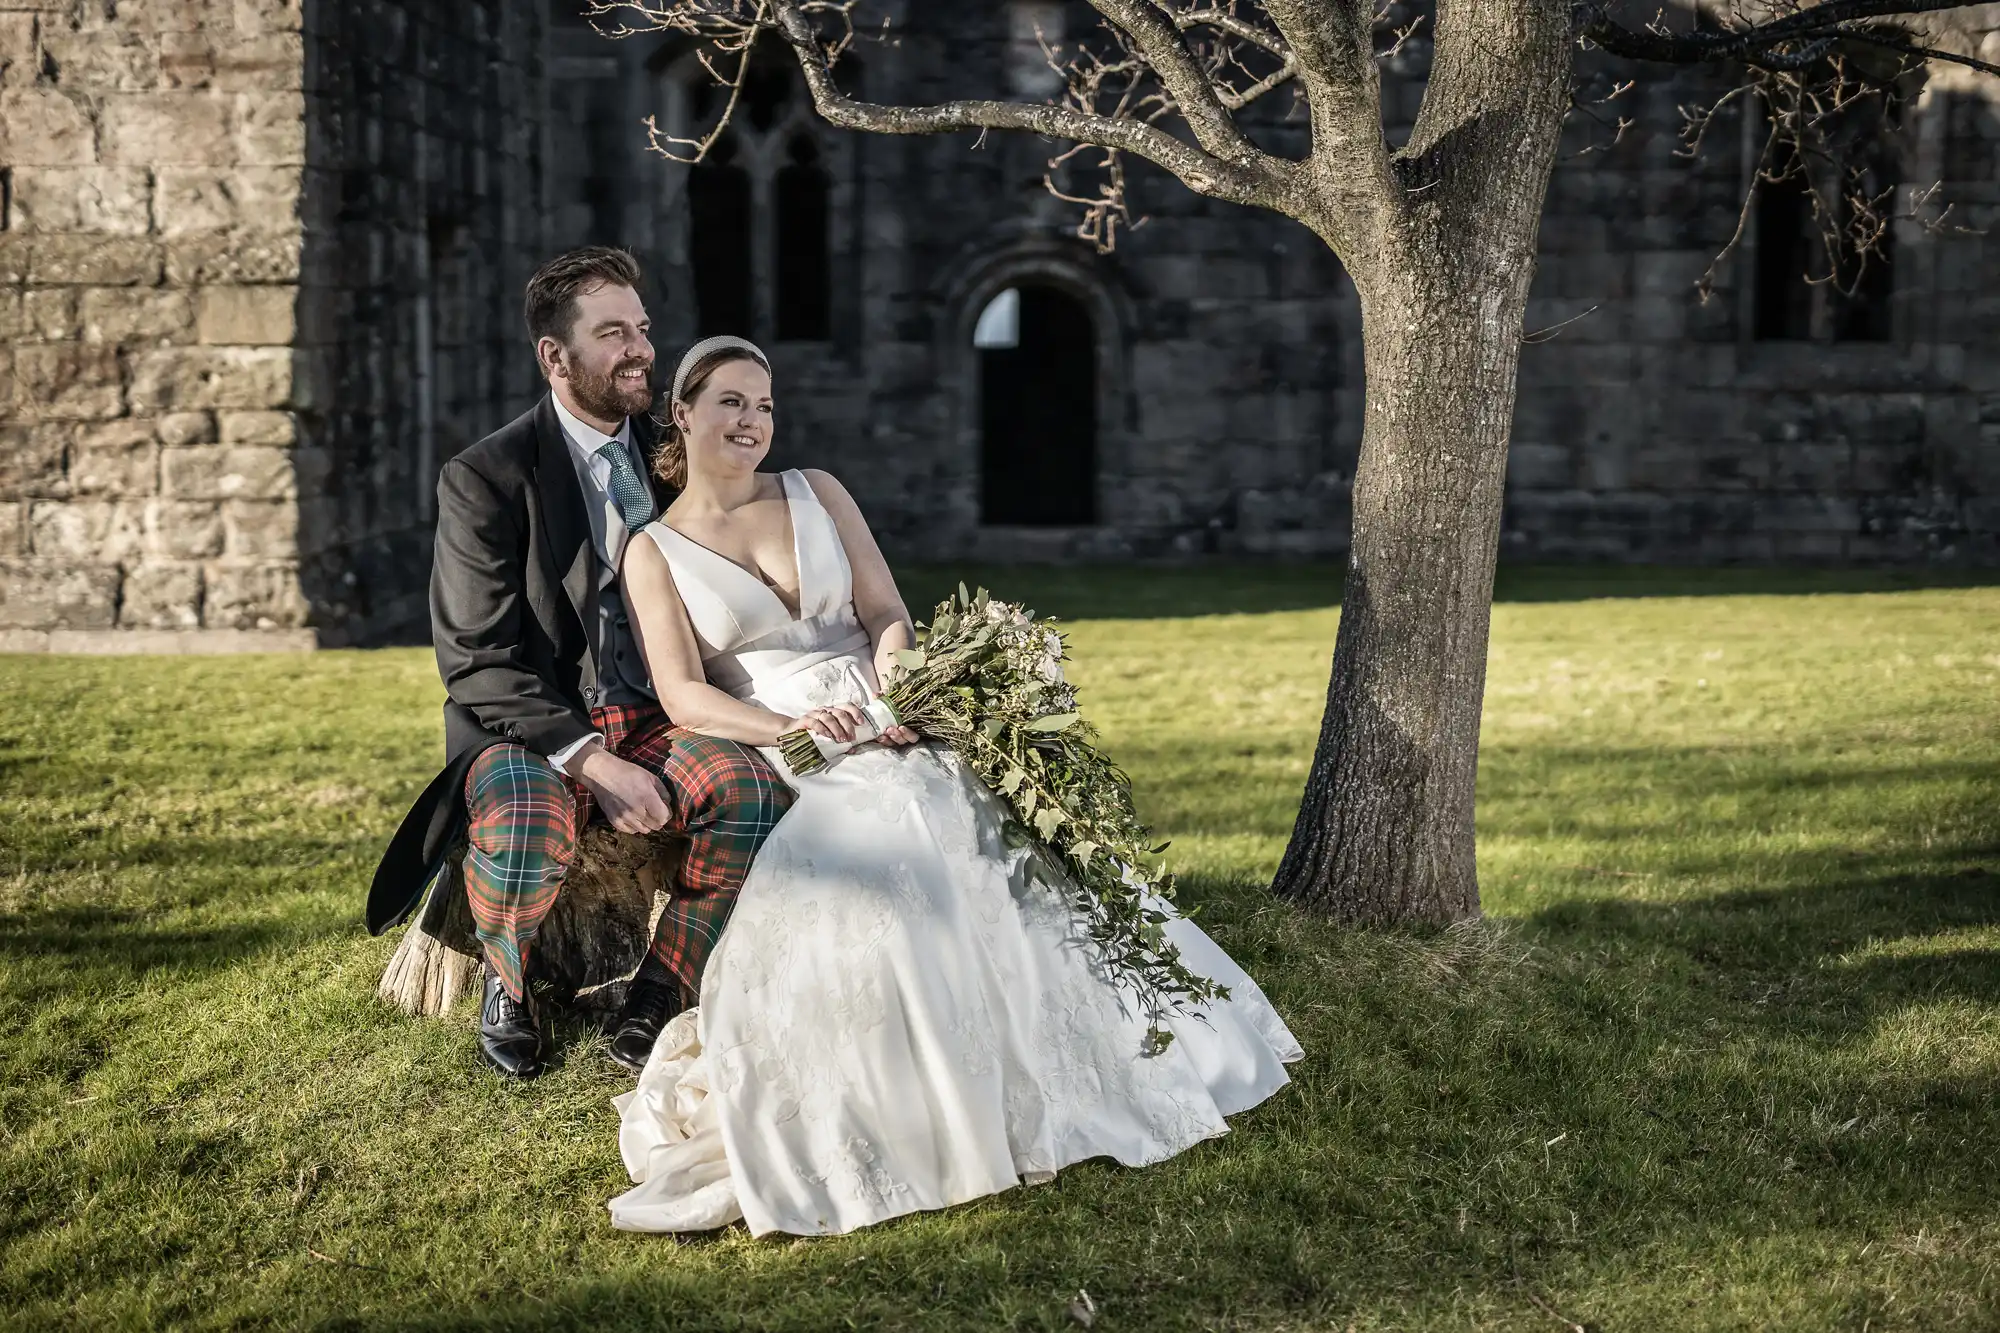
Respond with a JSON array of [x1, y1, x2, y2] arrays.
[[596, 439, 657, 533]]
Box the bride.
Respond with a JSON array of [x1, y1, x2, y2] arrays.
[[608, 335, 1302, 1236]]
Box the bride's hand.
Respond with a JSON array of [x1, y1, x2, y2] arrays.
[[864, 695, 918, 746], [794, 703, 869, 743]]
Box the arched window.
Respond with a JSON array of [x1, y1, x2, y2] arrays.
[[1753, 121, 1896, 343], [1753, 162, 1812, 341], [776, 136, 832, 341], [690, 138, 753, 337], [679, 52, 836, 344], [742, 56, 796, 132], [977, 285, 1096, 526]]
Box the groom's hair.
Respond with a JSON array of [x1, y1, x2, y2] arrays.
[[524, 247, 643, 347]]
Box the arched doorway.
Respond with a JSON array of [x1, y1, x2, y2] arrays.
[[976, 284, 1097, 525]]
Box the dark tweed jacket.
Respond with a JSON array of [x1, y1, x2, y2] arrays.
[[366, 395, 667, 935]]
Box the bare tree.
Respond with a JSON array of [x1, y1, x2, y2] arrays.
[[593, 0, 1997, 927]]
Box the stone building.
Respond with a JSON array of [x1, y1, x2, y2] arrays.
[[0, 0, 545, 649], [0, 2, 1995, 651]]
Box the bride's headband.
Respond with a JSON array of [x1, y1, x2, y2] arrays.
[[670, 335, 771, 404]]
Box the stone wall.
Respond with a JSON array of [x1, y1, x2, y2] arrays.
[[0, 0, 550, 651], [2, 2, 1996, 655], [0, 0, 315, 650], [1237, 24, 2000, 566], [298, 0, 549, 645], [542, 4, 1996, 568], [1497, 38, 2000, 566]]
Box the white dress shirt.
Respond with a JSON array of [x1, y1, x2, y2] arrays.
[[545, 391, 645, 775], [550, 389, 642, 580]]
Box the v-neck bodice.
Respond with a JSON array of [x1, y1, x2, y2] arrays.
[[654, 475, 808, 622], [641, 470, 871, 701]]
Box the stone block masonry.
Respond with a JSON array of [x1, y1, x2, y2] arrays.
[[1, 3, 1995, 656], [0, 0, 550, 651], [553, 10, 1995, 569], [295, 0, 553, 646], [0, 0, 314, 652]]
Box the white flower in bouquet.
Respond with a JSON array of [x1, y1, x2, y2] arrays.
[[1037, 630, 1066, 683]]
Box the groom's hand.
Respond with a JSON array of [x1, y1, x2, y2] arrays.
[[573, 744, 675, 834]]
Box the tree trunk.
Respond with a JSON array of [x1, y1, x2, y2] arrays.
[[1272, 2, 1573, 924], [377, 830, 684, 1018]]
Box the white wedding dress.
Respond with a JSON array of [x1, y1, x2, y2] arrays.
[[607, 470, 1302, 1237]]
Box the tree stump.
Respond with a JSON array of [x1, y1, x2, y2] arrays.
[[376, 829, 686, 1018]]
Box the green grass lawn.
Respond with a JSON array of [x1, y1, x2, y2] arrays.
[[2, 566, 1996, 1332]]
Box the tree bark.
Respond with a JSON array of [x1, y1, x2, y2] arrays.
[[1272, 2, 1573, 925], [377, 830, 684, 1018]]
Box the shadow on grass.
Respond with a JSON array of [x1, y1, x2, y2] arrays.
[[3, 858, 1994, 1331], [5, 830, 378, 875], [0, 829, 381, 1011], [1480, 746, 2000, 800], [1116, 735, 2000, 851], [1529, 867, 2000, 1020], [332, 870, 2000, 1332], [0, 903, 355, 1020], [895, 562, 2000, 621], [0, 903, 309, 978]]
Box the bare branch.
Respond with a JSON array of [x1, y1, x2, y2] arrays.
[[762, 1, 1287, 208], [1566, 105, 1635, 159], [1675, 81, 1753, 164], [595, 0, 1291, 210], [638, 28, 758, 164], [1148, 3, 1301, 113], [1522, 303, 1601, 343], [1170, 4, 1290, 56], [1837, 28, 2000, 78], [1564, 63, 1637, 160], [1580, 0, 1984, 68], [1905, 180, 1984, 237], [1690, 89, 1775, 302], [1377, 12, 1427, 64], [1575, 1, 1998, 317], [1045, 142, 1145, 251], [1086, 0, 1261, 160], [1216, 56, 1302, 111]]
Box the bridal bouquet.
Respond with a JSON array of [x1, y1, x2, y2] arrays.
[[777, 586, 1229, 1043]]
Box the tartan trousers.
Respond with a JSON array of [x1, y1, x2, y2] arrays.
[[462, 703, 792, 1004]]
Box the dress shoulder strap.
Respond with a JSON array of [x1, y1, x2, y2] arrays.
[[777, 469, 851, 617], [638, 521, 750, 652]]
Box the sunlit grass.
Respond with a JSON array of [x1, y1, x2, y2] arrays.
[[1, 568, 1996, 1331]]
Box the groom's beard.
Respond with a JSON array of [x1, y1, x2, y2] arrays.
[[567, 353, 654, 423]]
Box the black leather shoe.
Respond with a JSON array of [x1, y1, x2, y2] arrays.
[[608, 978, 681, 1073], [478, 973, 544, 1079]]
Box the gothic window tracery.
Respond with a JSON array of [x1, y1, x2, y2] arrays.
[[1752, 109, 1899, 343], [775, 136, 832, 341], [690, 138, 754, 339], [675, 53, 835, 343]]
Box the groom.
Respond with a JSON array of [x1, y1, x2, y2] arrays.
[[369, 247, 793, 1080]]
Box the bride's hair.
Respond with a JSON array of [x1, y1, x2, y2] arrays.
[[652, 345, 771, 490]]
